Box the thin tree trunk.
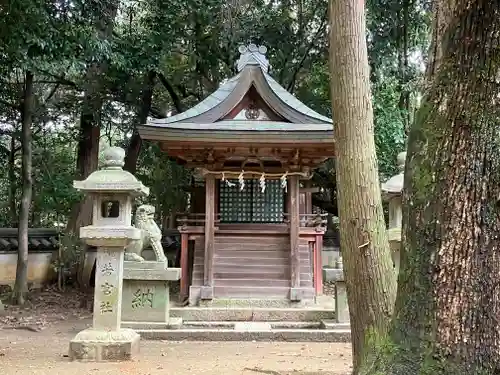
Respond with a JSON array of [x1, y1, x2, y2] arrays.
[[8, 133, 17, 227], [362, 1, 500, 374], [123, 70, 156, 174], [328, 0, 397, 372], [105, 71, 156, 220], [12, 71, 34, 305], [66, 95, 101, 233]]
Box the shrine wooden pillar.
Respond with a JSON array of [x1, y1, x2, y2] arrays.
[[201, 175, 215, 299], [314, 234, 324, 294], [289, 175, 301, 301], [179, 231, 189, 301]]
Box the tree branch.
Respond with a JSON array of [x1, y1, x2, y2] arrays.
[[42, 83, 60, 104], [175, 84, 202, 101], [157, 73, 184, 113], [37, 69, 79, 89], [0, 98, 20, 111], [287, 9, 328, 92]]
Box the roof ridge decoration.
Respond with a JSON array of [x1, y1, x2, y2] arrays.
[[144, 43, 333, 126], [237, 44, 270, 73]]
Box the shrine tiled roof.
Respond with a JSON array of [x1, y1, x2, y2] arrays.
[[143, 44, 333, 134], [150, 69, 332, 126], [0, 228, 181, 252], [0, 228, 59, 252]]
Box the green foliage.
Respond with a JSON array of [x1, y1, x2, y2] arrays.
[[0, 0, 430, 224], [373, 76, 408, 180], [135, 142, 192, 217]]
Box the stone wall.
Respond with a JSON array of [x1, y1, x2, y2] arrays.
[[0, 251, 55, 287]]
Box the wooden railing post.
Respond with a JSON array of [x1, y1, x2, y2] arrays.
[[289, 175, 301, 301], [314, 234, 323, 295], [201, 175, 215, 299], [180, 232, 189, 301]]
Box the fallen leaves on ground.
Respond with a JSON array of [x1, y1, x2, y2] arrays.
[[0, 285, 92, 331]]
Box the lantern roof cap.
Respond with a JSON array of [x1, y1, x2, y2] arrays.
[[381, 152, 406, 197], [73, 147, 149, 196]]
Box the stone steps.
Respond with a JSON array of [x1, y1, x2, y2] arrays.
[[215, 278, 291, 287], [136, 323, 351, 342], [213, 285, 291, 298], [169, 306, 335, 321]]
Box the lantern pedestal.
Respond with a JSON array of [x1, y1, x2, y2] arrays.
[[69, 327, 140, 362], [68, 147, 149, 362], [69, 244, 140, 361]]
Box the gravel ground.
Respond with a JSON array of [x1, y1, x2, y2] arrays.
[[0, 287, 352, 375], [0, 319, 353, 375]]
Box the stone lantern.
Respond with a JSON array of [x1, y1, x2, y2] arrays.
[[381, 151, 405, 274], [69, 146, 149, 362]]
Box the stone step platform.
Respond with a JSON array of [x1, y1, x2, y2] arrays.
[[170, 306, 336, 322], [136, 321, 351, 342]]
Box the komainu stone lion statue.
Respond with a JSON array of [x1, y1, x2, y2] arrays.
[[125, 204, 167, 263]]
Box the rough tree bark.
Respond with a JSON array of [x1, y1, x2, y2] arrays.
[[361, 1, 500, 374], [12, 70, 34, 305], [328, 0, 397, 372], [123, 70, 156, 174], [106, 70, 156, 218]]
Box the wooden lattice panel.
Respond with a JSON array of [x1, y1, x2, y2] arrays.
[[219, 179, 284, 223]]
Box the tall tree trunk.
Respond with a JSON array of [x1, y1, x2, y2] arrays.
[[123, 70, 156, 174], [8, 132, 17, 226], [362, 1, 500, 374], [106, 71, 156, 219], [328, 0, 397, 372], [12, 71, 34, 305], [66, 0, 119, 234], [65, 86, 102, 233]]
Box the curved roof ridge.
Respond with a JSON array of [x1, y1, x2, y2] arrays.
[[149, 44, 332, 126], [150, 73, 242, 125], [262, 72, 332, 124]]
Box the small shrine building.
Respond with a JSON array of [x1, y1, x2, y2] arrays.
[[138, 44, 334, 305]]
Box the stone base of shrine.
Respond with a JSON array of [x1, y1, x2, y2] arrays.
[[189, 288, 317, 308], [135, 322, 351, 342], [122, 317, 183, 330], [68, 328, 140, 362]]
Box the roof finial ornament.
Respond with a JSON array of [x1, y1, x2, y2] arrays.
[[101, 146, 125, 170], [236, 43, 270, 73]]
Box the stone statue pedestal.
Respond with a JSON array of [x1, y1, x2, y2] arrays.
[[121, 261, 182, 329]]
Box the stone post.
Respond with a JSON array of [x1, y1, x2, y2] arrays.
[[333, 257, 349, 324], [322, 256, 349, 324], [381, 151, 405, 274], [69, 147, 149, 362]]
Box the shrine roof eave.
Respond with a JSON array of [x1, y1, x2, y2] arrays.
[[141, 120, 332, 132], [137, 124, 334, 144], [147, 65, 333, 125]]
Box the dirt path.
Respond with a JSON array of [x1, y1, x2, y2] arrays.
[[0, 319, 352, 375]]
